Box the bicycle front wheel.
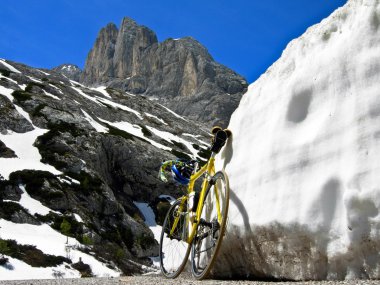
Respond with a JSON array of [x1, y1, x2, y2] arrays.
[[190, 170, 230, 279], [159, 199, 191, 278]]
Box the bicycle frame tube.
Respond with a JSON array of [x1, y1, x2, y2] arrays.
[[169, 196, 187, 237], [167, 154, 217, 244], [186, 154, 216, 243]]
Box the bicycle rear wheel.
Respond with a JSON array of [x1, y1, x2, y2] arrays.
[[190, 170, 230, 279], [159, 199, 191, 278]]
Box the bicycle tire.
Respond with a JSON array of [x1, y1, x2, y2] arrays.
[[190, 170, 230, 279], [159, 199, 191, 278]]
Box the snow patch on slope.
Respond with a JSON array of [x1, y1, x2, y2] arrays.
[[0, 129, 61, 179], [81, 110, 108, 133], [0, 256, 79, 280], [0, 59, 21, 73], [98, 118, 171, 151], [18, 185, 59, 216], [0, 219, 121, 278]]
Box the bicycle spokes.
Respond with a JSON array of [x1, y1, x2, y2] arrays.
[[160, 200, 191, 278], [190, 171, 229, 280]]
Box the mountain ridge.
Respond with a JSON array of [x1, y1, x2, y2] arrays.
[[77, 17, 248, 127]]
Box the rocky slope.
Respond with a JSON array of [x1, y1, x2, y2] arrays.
[[80, 17, 248, 127], [0, 58, 210, 276]]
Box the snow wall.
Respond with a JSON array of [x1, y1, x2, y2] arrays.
[[215, 0, 380, 280]]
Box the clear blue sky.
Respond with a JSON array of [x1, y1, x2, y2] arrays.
[[0, 0, 347, 83]]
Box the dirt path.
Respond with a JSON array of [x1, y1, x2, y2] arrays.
[[1, 275, 380, 285]]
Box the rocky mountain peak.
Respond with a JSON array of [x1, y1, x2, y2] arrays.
[[80, 17, 248, 127], [52, 64, 82, 81]]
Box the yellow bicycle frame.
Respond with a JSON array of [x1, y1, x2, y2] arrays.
[[169, 153, 222, 244]]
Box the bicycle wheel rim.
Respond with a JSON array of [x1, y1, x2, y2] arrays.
[[159, 199, 191, 278], [191, 170, 229, 279]]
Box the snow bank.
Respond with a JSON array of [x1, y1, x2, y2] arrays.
[[216, 0, 380, 280]]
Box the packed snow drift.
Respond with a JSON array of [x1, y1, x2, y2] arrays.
[[216, 0, 380, 280]]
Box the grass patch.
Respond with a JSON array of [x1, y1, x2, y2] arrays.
[[9, 170, 64, 200], [47, 121, 83, 137], [25, 82, 45, 92], [41, 154, 69, 169], [12, 90, 32, 102], [36, 213, 84, 240], [66, 171, 103, 194], [140, 125, 152, 137], [197, 147, 212, 160], [106, 124, 134, 141], [135, 233, 155, 250], [0, 239, 71, 267], [100, 225, 134, 250], [37, 121, 83, 147], [171, 149, 191, 161], [72, 261, 93, 277], [32, 103, 47, 117], [171, 140, 186, 150], [0, 69, 12, 77], [0, 201, 29, 220], [154, 201, 171, 226], [192, 143, 200, 150]]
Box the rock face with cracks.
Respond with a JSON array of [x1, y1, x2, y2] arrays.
[[216, 0, 380, 280], [80, 17, 248, 127]]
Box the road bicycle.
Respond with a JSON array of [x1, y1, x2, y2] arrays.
[[159, 127, 231, 280]]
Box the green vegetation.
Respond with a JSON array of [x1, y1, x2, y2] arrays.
[[197, 147, 212, 160], [35, 121, 84, 170], [140, 125, 152, 137], [32, 103, 47, 117], [41, 78, 49, 82], [192, 143, 200, 150], [9, 170, 64, 200], [135, 233, 155, 250], [171, 140, 186, 150], [0, 201, 30, 220], [0, 68, 12, 77], [100, 224, 134, 250], [66, 171, 103, 193], [36, 213, 84, 242], [25, 82, 45, 92], [12, 90, 33, 102], [72, 260, 93, 277], [106, 124, 134, 141], [60, 219, 72, 236], [171, 149, 191, 160], [81, 235, 93, 246], [0, 239, 71, 267], [46, 121, 83, 138], [155, 201, 171, 226]]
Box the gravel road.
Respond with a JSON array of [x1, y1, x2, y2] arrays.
[[1, 275, 380, 285]]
